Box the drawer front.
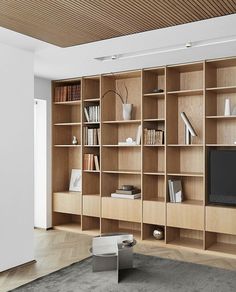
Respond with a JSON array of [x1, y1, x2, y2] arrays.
[[206, 206, 236, 235], [53, 192, 81, 215], [167, 203, 204, 230], [83, 195, 100, 217], [143, 201, 165, 225], [102, 197, 141, 222]]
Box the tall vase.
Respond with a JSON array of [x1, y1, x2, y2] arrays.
[[224, 98, 231, 116], [123, 104, 133, 120]]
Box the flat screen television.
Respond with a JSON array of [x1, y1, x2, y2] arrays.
[[208, 149, 236, 206]]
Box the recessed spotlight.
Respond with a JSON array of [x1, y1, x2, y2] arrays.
[[185, 41, 192, 48]]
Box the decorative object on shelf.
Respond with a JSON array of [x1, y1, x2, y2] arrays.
[[102, 82, 133, 120], [151, 88, 164, 93], [168, 179, 183, 203], [72, 136, 78, 145], [121, 185, 133, 191], [69, 169, 82, 192], [180, 112, 197, 145], [123, 103, 133, 120], [118, 137, 137, 146], [153, 227, 164, 240], [135, 125, 142, 145], [224, 98, 231, 116]]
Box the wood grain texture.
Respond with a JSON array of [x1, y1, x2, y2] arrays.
[[0, 1, 236, 47]]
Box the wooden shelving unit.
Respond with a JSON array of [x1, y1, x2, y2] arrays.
[[52, 57, 236, 257]]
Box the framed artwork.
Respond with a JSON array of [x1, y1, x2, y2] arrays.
[[69, 169, 82, 192]]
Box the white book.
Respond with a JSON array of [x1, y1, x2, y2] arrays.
[[168, 179, 174, 203], [172, 180, 183, 203], [84, 107, 89, 122], [111, 193, 141, 199]]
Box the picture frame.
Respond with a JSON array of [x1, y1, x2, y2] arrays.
[[69, 169, 82, 192]]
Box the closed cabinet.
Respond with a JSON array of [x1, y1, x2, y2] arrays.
[[83, 195, 100, 217], [206, 206, 236, 235], [53, 192, 81, 215], [102, 197, 141, 222], [167, 203, 204, 230], [143, 201, 165, 225]]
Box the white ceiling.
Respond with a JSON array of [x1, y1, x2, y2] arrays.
[[1, 14, 236, 80]]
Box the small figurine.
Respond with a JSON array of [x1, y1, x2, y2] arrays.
[[72, 136, 78, 145]]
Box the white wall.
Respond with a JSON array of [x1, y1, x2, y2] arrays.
[[34, 77, 52, 229], [0, 43, 34, 271]]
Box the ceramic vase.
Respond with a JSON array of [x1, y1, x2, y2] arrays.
[[224, 98, 231, 116], [123, 103, 132, 120]]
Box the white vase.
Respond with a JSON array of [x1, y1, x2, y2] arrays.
[[123, 104, 133, 120], [224, 98, 231, 116]]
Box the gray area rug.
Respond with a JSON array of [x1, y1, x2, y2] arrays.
[[11, 253, 236, 292]]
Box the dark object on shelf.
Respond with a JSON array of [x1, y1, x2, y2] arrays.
[[121, 185, 134, 191], [208, 149, 236, 206], [152, 88, 164, 93]]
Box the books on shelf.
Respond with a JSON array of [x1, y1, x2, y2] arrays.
[[84, 105, 100, 122], [111, 188, 141, 199], [144, 128, 164, 145], [54, 84, 81, 102], [84, 154, 100, 171], [168, 179, 183, 203], [84, 127, 100, 145]]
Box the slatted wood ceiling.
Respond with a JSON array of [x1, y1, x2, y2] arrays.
[[0, 0, 236, 47]]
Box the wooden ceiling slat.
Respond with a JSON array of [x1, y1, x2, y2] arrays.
[[0, 0, 235, 47]]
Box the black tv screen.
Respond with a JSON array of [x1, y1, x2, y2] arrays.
[[208, 150, 236, 206]]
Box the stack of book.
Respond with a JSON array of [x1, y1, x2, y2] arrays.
[[111, 188, 141, 199], [144, 128, 164, 145], [84, 127, 100, 145], [168, 179, 183, 203], [83, 154, 100, 171], [84, 105, 100, 122], [54, 84, 81, 102]]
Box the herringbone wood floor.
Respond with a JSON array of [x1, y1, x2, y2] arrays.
[[1, 229, 236, 292]]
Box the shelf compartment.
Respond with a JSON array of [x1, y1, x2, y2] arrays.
[[53, 102, 81, 123], [143, 201, 165, 225], [166, 94, 203, 145], [53, 147, 81, 192], [102, 146, 141, 172], [142, 223, 165, 243], [167, 146, 203, 174], [167, 175, 203, 203], [54, 124, 81, 145], [83, 172, 100, 195], [143, 67, 165, 95], [167, 62, 203, 92], [143, 174, 165, 202], [166, 227, 203, 250], [205, 232, 236, 255], [206, 58, 236, 88], [143, 146, 164, 173], [102, 197, 141, 222], [206, 118, 236, 145], [53, 220, 81, 233], [101, 173, 141, 198], [143, 92, 165, 120], [83, 76, 100, 100], [206, 206, 236, 235], [53, 192, 81, 215], [102, 122, 141, 146], [83, 195, 100, 217], [101, 218, 141, 240], [167, 203, 204, 230], [102, 73, 141, 121], [82, 215, 100, 234]]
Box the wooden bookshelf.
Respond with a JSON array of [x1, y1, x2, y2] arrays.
[[52, 57, 236, 257]]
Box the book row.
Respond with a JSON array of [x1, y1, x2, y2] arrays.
[[143, 128, 164, 145], [84, 105, 100, 122], [84, 127, 100, 145], [83, 154, 100, 171], [54, 84, 81, 102]]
